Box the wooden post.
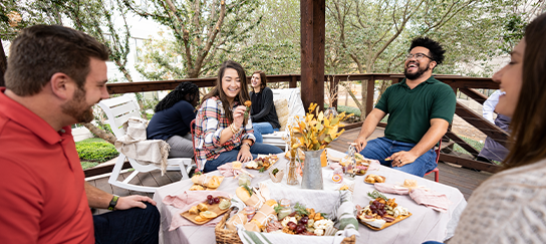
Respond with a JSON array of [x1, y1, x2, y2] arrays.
[[289, 75, 298, 88], [365, 75, 375, 116], [0, 41, 7, 87], [300, 0, 325, 112]]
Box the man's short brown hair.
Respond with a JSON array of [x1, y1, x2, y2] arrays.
[[4, 25, 109, 96]]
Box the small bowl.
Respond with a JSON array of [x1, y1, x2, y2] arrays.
[[269, 168, 284, 183]]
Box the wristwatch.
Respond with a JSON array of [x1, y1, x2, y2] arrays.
[[108, 195, 119, 210]]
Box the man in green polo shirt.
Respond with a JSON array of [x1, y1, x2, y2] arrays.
[[353, 37, 456, 177]]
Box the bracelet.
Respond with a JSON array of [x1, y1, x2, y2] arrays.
[[230, 123, 240, 134], [108, 195, 119, 211]]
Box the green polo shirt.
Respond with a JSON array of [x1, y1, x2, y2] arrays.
[[375, 76, 456, 144]]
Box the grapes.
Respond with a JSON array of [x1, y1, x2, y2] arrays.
[[207, 195, 213, 200], [214, 197, 220, 204], [288, 222, 297, 230], [370, 205, 377, 211], [207, 199, 214, 205], [300, 216, 308, 225], [295, 224, 305, 234]]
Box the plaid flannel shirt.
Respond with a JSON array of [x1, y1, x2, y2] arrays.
[[194, 96, 255, 170]]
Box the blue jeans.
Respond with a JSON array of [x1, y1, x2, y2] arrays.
[[253, 122, 279, 143], [360, 137, 437, 177], [204, 143, 284, 172], [94, 202, 160, 244], [422, 241, 443, 244]]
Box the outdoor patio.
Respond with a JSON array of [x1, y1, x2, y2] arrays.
[[88, 126, 491, 215]]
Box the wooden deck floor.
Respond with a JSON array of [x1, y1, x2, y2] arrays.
[[88, 127, 490, 214]]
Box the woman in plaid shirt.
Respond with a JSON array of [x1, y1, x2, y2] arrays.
[[195, 61, 283, 172]]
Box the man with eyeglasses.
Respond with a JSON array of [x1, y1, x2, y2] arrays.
[[352, 37, 456, 177]]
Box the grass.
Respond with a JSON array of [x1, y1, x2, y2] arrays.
[[76, 138, 119, 170]]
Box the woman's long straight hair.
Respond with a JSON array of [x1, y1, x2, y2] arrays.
[[503, 12, 546, 171], [202, 60, 251, 126]]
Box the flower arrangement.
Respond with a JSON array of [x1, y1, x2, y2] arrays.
[[244, 100, 252, 121], [288, 103, 352, 152]]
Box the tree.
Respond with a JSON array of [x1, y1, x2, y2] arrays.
[[124, 0, 261, 79]]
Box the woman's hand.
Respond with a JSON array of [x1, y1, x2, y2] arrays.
[[237, 145, 253, 162], [232, 105, 246, 129]]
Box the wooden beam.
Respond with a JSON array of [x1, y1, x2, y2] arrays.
[[445, 131, 480, 157], [365, 76, 375, 116], [459, 87, 488, 105], [84, 161, 131, 178], [439, 153, 501, 173], [289, 75, 298, 88], [106, 79, 217, 94], [455, 101, 509, 147], [0, 40, 7, 87], [300, 0, 325, 112]]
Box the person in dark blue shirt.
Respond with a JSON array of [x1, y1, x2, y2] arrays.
[[147, 82, 199, 158]]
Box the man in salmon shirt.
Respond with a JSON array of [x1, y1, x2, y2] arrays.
[[0, 25, 159, 243]]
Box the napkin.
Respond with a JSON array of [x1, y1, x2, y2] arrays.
[[163, 191, 230, 231], [367, 160, 381, 171], [218, 163, 235, 177], [374, 183, 410, 195], [409, 188, 452, 213]]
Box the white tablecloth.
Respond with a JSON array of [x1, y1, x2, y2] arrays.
[[154, 149, 466, 244]]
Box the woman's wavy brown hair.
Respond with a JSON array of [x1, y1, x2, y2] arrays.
[[252, 70, 268, 91], [202, 60, 250, 126], [503, 12, 546, 171]]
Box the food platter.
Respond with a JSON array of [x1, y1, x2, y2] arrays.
[[246, 154, 279, 170], [181, 196, 231, 225], [359, 213, 412, 230]]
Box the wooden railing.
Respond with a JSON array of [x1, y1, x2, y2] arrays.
[[96, 73, 506, 175]]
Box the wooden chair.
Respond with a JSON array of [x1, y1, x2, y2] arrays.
[[425, 140, 442, 182], [98, 94, 193, 192]]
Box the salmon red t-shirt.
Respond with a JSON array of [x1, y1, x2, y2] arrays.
[[0, 88, 94, 243]]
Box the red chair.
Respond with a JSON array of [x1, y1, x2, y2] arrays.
[[190, 119, 201, 172], [424, 140, 442, 182]]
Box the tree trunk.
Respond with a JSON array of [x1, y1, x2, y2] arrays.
[[82, 123, 117, 145]]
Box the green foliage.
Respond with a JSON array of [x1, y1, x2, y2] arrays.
[[76, 138, 119, 163], [81, 161, 99, 170]]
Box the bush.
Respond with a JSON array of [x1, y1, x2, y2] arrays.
[[76, 138, 119, 164]]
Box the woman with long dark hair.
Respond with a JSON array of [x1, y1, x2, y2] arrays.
[[424, 12, 546, 244], [249, 70, 280, 143], [194, 61, 283, 172], [147, 82, 199, 158]]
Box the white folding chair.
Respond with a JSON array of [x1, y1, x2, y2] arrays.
[[262, 88, 306, 151], [98, 94, 193, 192]]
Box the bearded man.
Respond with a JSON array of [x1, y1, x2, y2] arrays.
[[352, 37, 456, 177], [0, 25, 159, 243]]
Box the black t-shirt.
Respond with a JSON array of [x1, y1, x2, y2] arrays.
[[251, 92, 262, 117]]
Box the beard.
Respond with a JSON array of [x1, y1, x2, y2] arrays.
[[61, 87, 95, 123], [404, 62, 430, 80]]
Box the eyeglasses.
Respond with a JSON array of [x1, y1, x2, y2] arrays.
[[406, 53, 434, 61]]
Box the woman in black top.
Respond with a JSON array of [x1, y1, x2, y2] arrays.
[[249, 70, 280, 143], [147, 82, 199, 158]]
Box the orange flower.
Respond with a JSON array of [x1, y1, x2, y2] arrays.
[[244, 100, 252, 107]]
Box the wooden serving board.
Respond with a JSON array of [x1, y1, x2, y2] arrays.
[[180, 197, 231, 225], [245, 156, 279, 170], [359, 213, 412, 230]]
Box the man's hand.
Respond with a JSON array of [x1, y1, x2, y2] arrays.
[[390, 151, 419, 167], [352, 136, 367, 152], [115, 195, 157, 210]]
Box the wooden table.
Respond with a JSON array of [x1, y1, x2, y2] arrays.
[[154, 149, 466, 244]]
